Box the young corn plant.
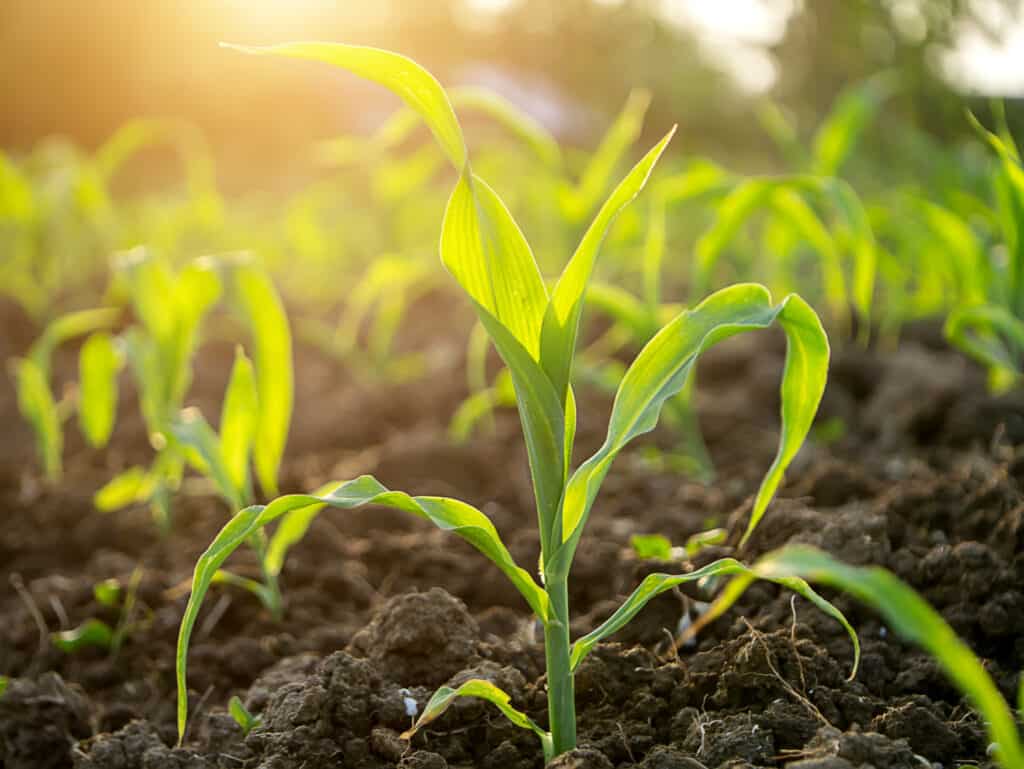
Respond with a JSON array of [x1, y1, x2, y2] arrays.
[[12, 307, 122, 481], [176, 44, 849, 759], [172, 346, 285, 618], [51, 568, 145, 657], [944, 110, 1024, 391], [88, 249, 292, 532], [299, 255, 438, 382]]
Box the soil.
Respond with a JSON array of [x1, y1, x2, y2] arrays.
[[3, 298, 1024, 769]]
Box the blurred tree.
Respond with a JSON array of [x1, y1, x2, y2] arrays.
[[772, 0, 1024, 133]]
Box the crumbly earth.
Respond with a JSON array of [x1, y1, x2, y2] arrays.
[[2, 302, 1023, 768]]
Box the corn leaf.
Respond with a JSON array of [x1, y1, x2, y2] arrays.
[[14, 358, 62, 482], [570, 556, 858, 676], [541, 128, 675, 401], [94, 466, 153, 512], [450, 86, 561, 169], [79, 332, 122, 448], [173, 409, 241, 510], [473, 304, 566, 552], [401, 679, 552, 757], [30, 308, 121, 379], [630, 534, 672, 560], [52, 619, 114, 653], [227, 42, 467, 170], [219, 347, 258, 502], [228, 695, 261, 735], [754, 545, 1024, 769], [234, 265, 292, 497], [548, 285, 828, 579], [945, 303, 1024, 387], [561, 89, 651, 221], [177, 476, 548, 742], [769, 189, 847, 324], [692, 181, 773, 297], [812, 73, 898, 177], [441, 172, 549, 358]]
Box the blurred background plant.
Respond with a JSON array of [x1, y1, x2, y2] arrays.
[[5, 0, 1024, 485]]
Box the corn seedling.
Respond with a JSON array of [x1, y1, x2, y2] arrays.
[[85, 249, 292, 532], [174, 44, 850, 760], [299, 255, 437, 382], [171, 346, 284, 618], [630, 529, 727, 561], [757, 73, 900, 180], [944, 109, 1024, 391], [228, 696, 262, 736], [52, 568, 145, 657], [12, 307, 122, 481]]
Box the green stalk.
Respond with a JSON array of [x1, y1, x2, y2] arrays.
[[543, 577, 576, 757]]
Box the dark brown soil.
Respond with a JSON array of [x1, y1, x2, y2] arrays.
[[2, 303, 1023, 769]]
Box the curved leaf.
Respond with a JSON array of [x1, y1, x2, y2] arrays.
[[450, 86, 561, 169], [172, 409, 239, 509], [401, 679, 552, 759], [227, 42, 467, 170], [561, 89, 651, 222], [52, 619, 114, 653], [946, 303, 1024, 388], [754, 546, 1024, 769], [30, 307, 121, 379], [548, 284, 828, 579], [177, 476, 547, 742], [570, 557, 858, 677]]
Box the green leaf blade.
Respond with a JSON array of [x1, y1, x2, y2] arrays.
[[177, 477, 548, 743], [550, 285, 829, 578], [441, 172, 549, 359], [234, 265, 293, 498], [755, 546, 1024, 769], [219, 347, 259, 502], [14, 358, 62, 482], [542, 127, 676, 400], [79, 332, 122, 448], [401, 679, 551, 756], [226, 42, 467, 170]]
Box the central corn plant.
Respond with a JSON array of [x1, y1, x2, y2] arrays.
[[176, 44, 848, 758]]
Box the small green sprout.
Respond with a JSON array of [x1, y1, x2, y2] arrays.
[[631, 529, 730, 562], [630, 534, 673, 560], [12, 307, 121, 481], [93, 578, 122, 609], [228, 695, 262, 736], [52, 568, 144, 656], [89, 249, 293, 531], [175, 43, 848, 761], [172, 347, 284, 618]]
